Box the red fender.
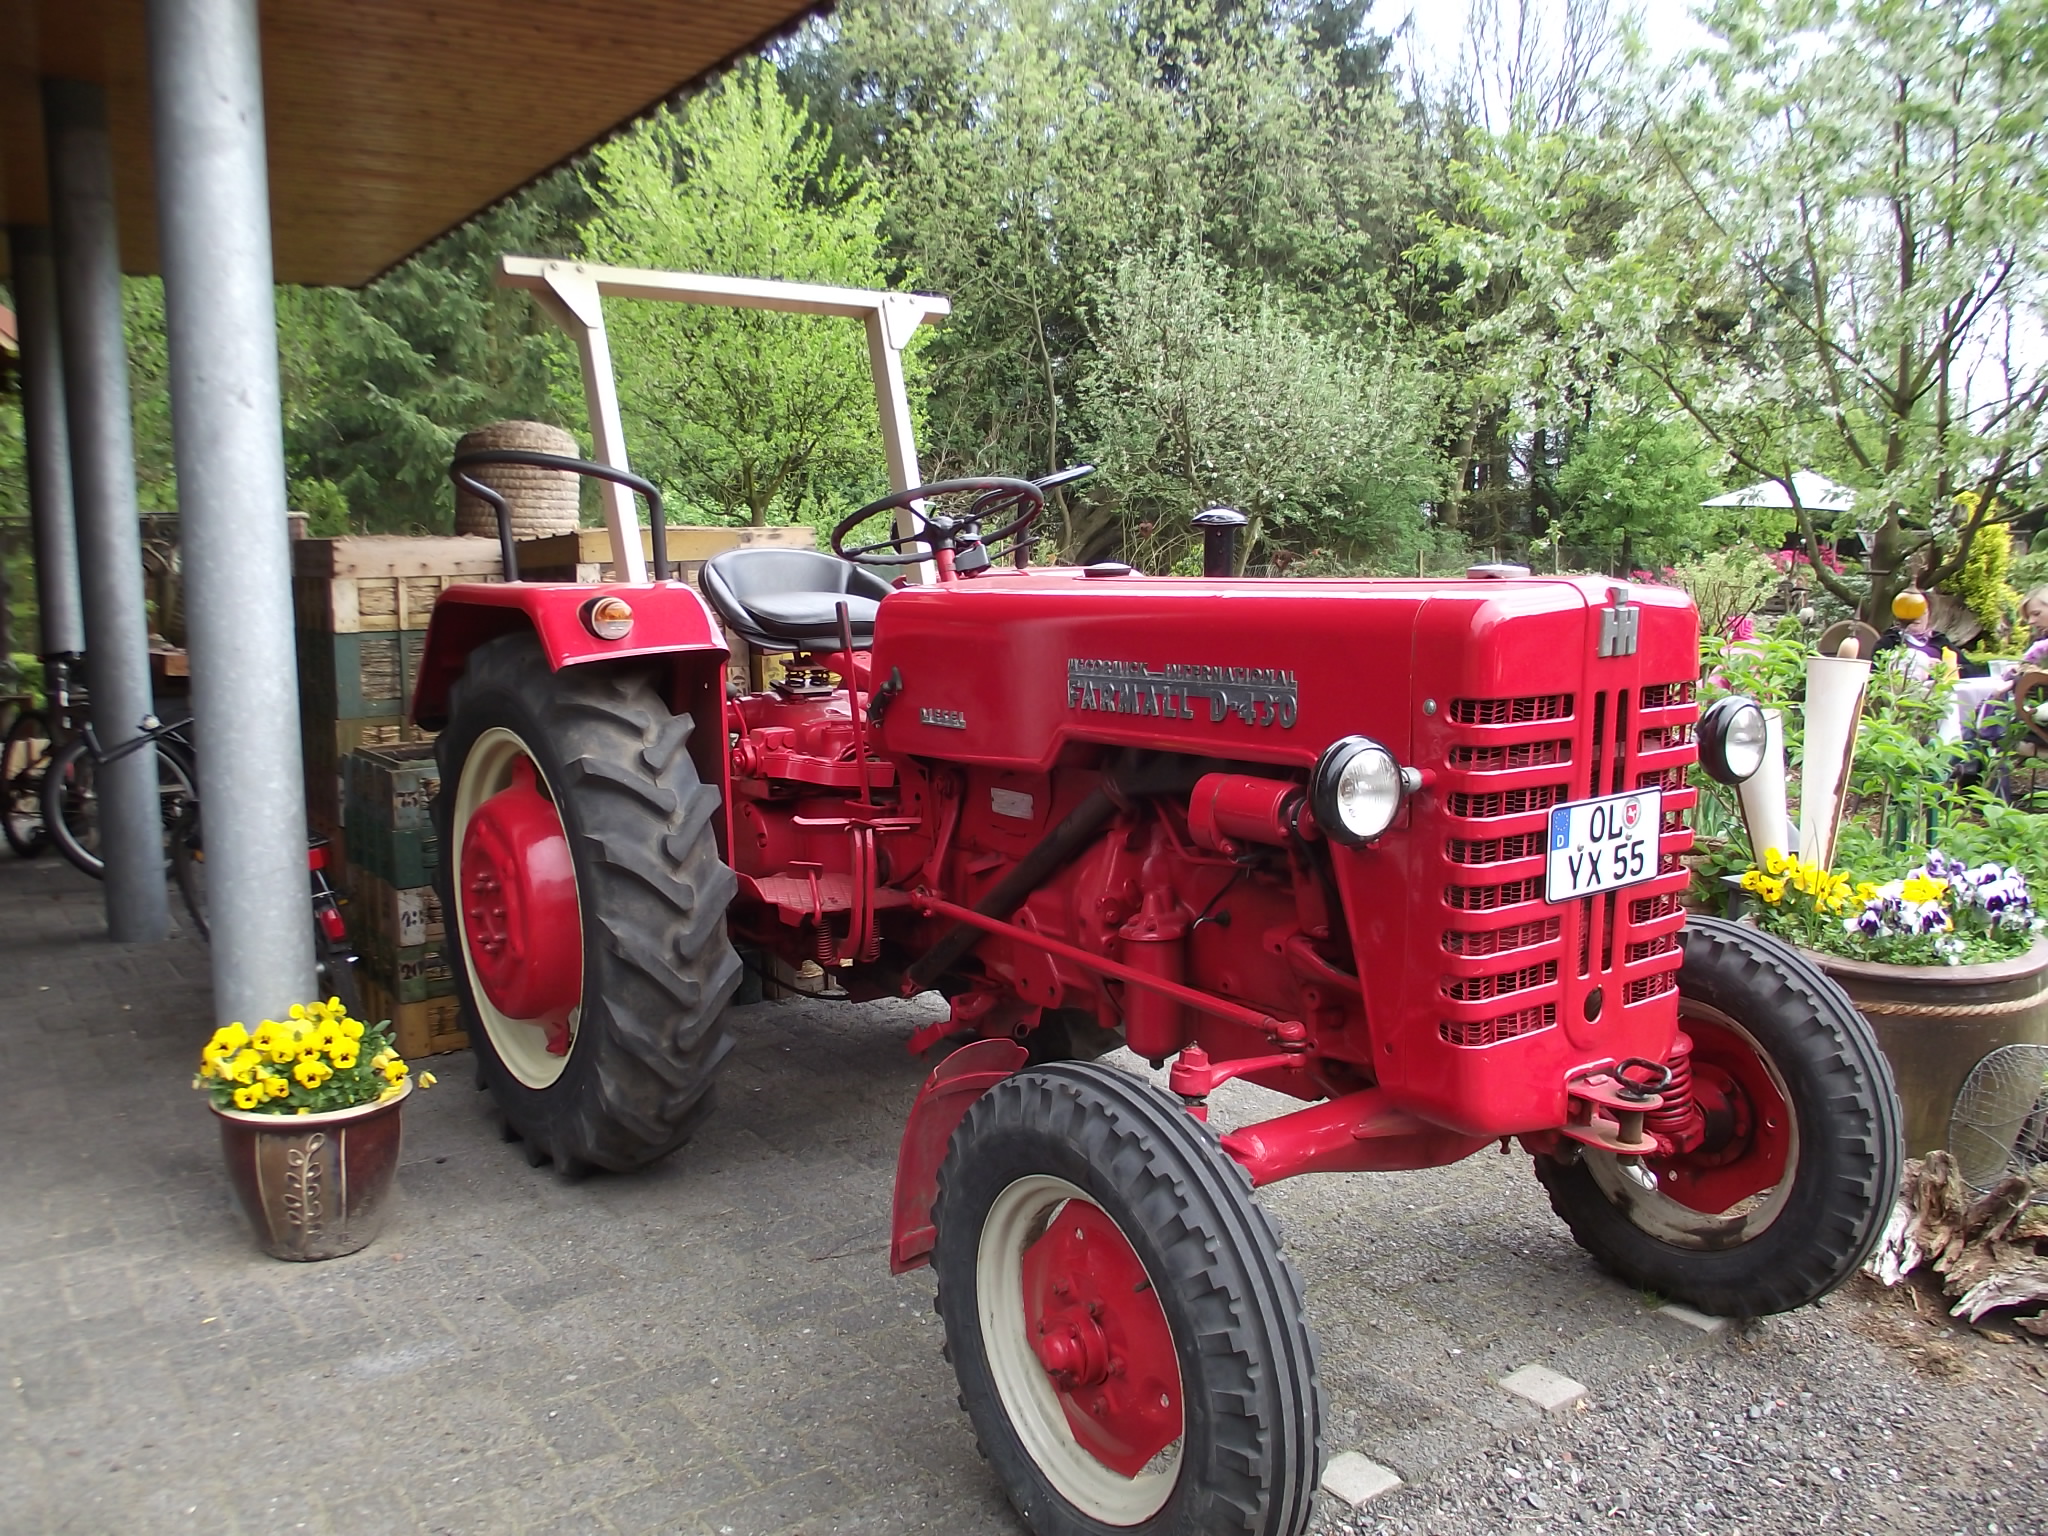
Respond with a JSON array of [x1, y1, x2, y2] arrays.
[[411, 581, 728, 730], [890, 1038, 1029, 1273]]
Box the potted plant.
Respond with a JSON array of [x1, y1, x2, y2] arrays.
[[196, 998, 436, 1260], [1734, 849, 2048, 1156]]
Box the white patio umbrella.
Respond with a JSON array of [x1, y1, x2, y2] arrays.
[[1701, 471, 1857, 512]]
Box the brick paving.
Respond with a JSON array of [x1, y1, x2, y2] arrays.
[[0, 845, 1995, 1535]]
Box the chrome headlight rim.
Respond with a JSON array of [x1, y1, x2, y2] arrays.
[[1698, 695, 1767, 785], [1310, 735, 1408, 846]]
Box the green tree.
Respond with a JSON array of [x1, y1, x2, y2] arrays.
[[1439, 0, 2048, 621], [1076, 242, 1441, 570], [1552, 397, 1766, 570], [581, 61, 912, 528]]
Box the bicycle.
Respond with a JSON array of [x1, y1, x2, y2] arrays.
[[39, 710, 200, 879], [2, 652, 84, 858], [171, 800, 361, 1015]]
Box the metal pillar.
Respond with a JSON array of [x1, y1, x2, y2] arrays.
[[5, 227, 86, 658], [43, 80, 170, 942], [147, 0, 316, 1022]]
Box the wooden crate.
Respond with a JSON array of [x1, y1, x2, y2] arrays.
[[357, 972, 467, 1060], [515, 523, 813, 583], [346, 869, 446, 952], [296, 571, 485, 634], [298, 629, 428, 720], [344, 741, 442, 887], [304, 719, 434, 828], [293, 535, 508, 582]]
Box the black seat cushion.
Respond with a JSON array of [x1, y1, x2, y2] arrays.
[[699, 547, 895, 653]]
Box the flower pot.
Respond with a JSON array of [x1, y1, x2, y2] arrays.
[[211, 1081, 411, 1260], [1809, 939, 2048, 1162]]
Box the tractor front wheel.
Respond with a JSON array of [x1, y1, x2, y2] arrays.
[[1536, 916, 1901, 1316], [433, 634, 740, 1173], [934, 1062, 1323, 1536]]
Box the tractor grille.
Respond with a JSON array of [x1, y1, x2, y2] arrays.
[[1439, 1002, 1556, 1047], [1434, 667, 1695, 1051], [1450, 694, 1573, 725]]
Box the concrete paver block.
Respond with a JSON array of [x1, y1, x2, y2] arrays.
[[1497, 1363, 1588, 1414], [1657, 1302, 1730, 1334], [1321, 1451, 1404, 1507]]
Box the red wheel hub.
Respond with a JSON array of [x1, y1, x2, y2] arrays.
[[460, 756, 582, 1048], [1647, 1015, 1790, 1214], [1020, 1198, 1182, 1478]]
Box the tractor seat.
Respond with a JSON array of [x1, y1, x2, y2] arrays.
[[698, 547, 895, 653]]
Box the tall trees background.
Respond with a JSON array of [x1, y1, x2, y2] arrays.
[[3, 0, 2045, 655]]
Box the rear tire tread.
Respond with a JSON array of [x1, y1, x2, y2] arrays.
[[434, 634, 740, 1173]]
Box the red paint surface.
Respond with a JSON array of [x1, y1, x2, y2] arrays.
[[1020, 1197, 1182, 1478], [459, 757, 582, 1038]]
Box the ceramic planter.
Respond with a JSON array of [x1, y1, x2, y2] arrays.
[[1810, 939, 2048, 1163], [211, 1080, 410, 1260]]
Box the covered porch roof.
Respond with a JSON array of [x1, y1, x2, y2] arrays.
[[0, 0, 823, 286]]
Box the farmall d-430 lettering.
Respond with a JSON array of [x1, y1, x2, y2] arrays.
[[414, 261, 1901, 1536]]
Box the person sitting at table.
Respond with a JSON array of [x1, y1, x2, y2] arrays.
[[1874, 588, 1965, 682]]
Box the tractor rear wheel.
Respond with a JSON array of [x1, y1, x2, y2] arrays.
[[1535, 917, 1901, 1317], [433, 634, 740, 1173], [934, 1062, 1323, 1536]]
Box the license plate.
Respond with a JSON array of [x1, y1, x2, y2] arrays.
[[1546, 788, 1663, 903]]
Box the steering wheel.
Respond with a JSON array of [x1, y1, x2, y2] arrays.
[[830, 477, 1045, 569]]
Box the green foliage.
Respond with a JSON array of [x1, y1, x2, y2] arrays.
[[1666, 546, 1780, 638], [278, 183, 586, 534], [582, 61, 912, 529], [1552, 401, 1740, 567], [1074, 241, 1439, 570], [1436, 0, 2048, 621], [1951, 517, 2021, 646]]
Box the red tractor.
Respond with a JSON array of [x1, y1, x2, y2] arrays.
[[416, 456, 1900, 1536]]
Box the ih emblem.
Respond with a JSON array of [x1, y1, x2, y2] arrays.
[[1597, 587, 1640, 658]]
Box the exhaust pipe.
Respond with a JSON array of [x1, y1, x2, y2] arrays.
[[1192, 506, 1248, 578]]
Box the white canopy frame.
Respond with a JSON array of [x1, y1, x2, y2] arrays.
[[498, 255, 950, 584]]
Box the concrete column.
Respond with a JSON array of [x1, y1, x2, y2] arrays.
[[5, 226, 86, 659], [146, 0, 316, 1022], [43, 79, 170, 942]]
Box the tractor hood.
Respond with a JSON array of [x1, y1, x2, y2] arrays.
[[868, 568, 1692, 775]]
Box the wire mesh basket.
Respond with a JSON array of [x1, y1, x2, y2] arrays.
[[1947, 1042, 2048, 1201]]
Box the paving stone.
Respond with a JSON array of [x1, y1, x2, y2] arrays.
[[1497, 1363, 1589, 1414], [0, 848, 1715, 1533], [1321, 1449, 1404, 1507], [1656, 1300, 1732, 1334]]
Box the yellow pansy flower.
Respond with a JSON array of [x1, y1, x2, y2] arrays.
[[341, 1018, 364, 1041], [380, 1058, 409, 1085], [232, 1083, 264, 1110], [332, 1046, 359, 1070], [288, 1003, 307, 1021], [1763, 848, 1787, 876], [294, 1057, 333, 1089], [266, 1074, 290, 1099], [1757, 876, 1787, 904], [229, 1048, 262, 1083], [1740, 869, 1763, 893], [418, 1072, 436, 1089]]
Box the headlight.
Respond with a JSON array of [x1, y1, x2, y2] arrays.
[[1698, 696, 1767, 784], [1311, 736, 1408, 844]]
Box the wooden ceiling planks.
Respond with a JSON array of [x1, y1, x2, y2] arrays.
[[0, 0, 823, 286]]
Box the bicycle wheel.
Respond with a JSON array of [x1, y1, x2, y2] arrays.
[[42, 735, 199, 879], [3, 711, 52, 858]]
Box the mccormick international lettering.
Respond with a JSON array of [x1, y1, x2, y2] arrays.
[[1066, 658, 1300, 728]]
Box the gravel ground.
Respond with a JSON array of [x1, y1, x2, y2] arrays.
[[1315, 1278, 2048, 1536]]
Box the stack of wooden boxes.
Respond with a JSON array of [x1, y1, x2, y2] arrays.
[[294, 536, 497, 1059], [290, 523, 815, 1057], [293, 535, 503, 859], [344, 741, 464, 1059]]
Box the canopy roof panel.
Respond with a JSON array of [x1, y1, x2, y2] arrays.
[[0, 0, 823, 286]]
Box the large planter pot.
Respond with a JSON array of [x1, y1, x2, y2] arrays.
[[452, 420, 581, 540], [212, 1081, 411, 1260], [1810, 939, 2048, 1165]]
